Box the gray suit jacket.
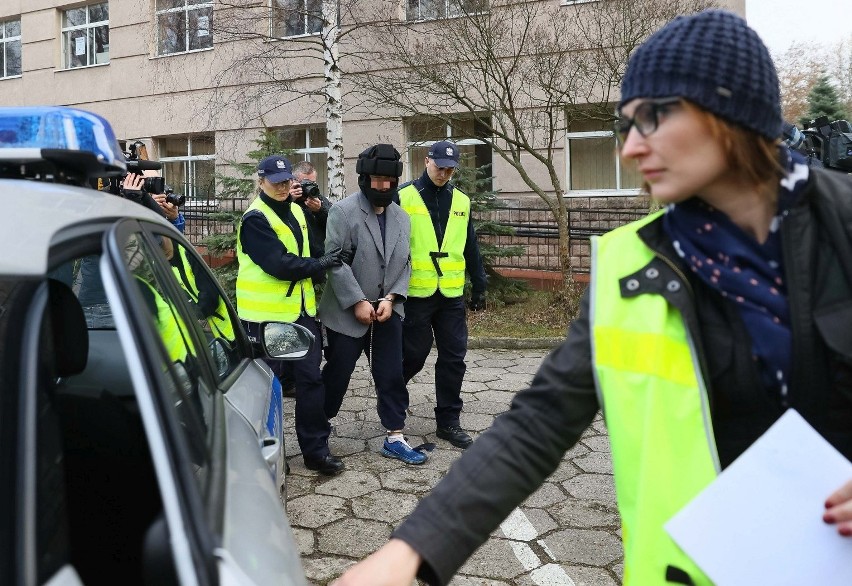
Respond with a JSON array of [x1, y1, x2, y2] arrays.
[[318, 191, 411, 337]]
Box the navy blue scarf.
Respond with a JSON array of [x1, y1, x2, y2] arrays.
[[662, 147, 810, 399]]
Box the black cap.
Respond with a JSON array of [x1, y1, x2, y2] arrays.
[[427, 141, 460, 168], [257, 155, 294, 183]]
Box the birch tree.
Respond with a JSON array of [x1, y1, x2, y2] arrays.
[[210, 0, 354, 199], [350, 0, 714, 284]]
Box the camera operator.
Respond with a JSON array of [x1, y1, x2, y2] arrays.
[[289, 161, 332, 258]]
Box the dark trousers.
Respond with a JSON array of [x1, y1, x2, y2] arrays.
[[323, 314, 409, 431], [243, 315, 330, 461], [402, 293, 467, 428]]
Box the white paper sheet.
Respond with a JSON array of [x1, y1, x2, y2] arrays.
[[665, 409, 852, 585]]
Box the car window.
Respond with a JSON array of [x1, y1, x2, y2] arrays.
[[121, 233, 213, 485], [164, 235, 242, 382]]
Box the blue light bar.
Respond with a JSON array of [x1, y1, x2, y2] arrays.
[[0, 106, 126, 174]]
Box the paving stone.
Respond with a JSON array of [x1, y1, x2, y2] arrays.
[[465, 367, 508, 382], [315, 470, 381, 498], [521, 508, 558, 536], [381, 466, 446, 493], [573, 452, 613, 475], [464, 399, 516, 416], [543, 528, 622, 566], [459, 380, 493, 393], [548, 499, 620, 530], [547, 459, 584, 484], [284, 470, 315, 499], [561, 474, 617, 506], [301, 556, 355, 584], [290, 526, 315, 556], [523, 481, 567, 509], [546, 565, 619, 586], [288, 494, 347, 529], [316, 518, 392, 557], [351, 489, 420, 523], [580, 435, 610, 453], [458, 538, 531, 580], [460, 412, 496, 433], [328, 436, 368, 457], [475, 390, 519, 404], [451, 576, 512, 585]]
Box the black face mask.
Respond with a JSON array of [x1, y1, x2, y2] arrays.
[[359, 175, 397, 208]]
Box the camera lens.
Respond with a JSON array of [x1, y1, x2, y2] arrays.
[[165, 192, 186, 206]]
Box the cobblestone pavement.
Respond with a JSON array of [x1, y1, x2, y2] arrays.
[[284, 348, 623, 586]]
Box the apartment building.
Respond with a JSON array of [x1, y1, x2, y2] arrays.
[[0, 1, 744, 283]]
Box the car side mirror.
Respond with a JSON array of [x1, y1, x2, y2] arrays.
[[261, 322, 314, 360]]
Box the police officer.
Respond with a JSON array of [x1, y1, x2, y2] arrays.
[[236, 154, 345, 475], [396, 141, 487, 449]]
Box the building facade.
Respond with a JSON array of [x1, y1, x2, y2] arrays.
[[0, 0, 743, 278]]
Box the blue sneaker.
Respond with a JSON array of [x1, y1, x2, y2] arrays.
[[381, 438, 427, 465]]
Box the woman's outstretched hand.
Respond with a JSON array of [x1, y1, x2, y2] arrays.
[[332, 538, 421, 586], [824, 478, 852, 536]]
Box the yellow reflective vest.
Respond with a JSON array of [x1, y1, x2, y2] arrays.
[[171, 245, 236, 341], [590, 211, 719, 585], [137, 277, 193, 363], [398, 184, 469, 298], [236, 197, 316, 323]]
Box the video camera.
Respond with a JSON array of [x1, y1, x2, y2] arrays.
[[299, 179, 320, 199], [799, 116, 852, 171], [103, 141, 185, 205]]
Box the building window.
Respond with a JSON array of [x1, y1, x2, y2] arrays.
[[406, 117, 493, 190], [406, 0, 486, 21], [0, 20, 22, 79], [565, 119, 642, 196], [271, 0, 322, 38], [157, 135, 216, 200], [61, 3, 109, 69], [276, 126, 327, 193], [156, 0, 213, 56]]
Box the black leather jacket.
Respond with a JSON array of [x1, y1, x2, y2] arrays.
[[394, 168, 852, 586]]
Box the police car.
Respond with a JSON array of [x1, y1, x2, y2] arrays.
[[0, 107, 309, 586]]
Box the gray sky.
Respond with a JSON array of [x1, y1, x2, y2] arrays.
[[746, 0, 849, 55]]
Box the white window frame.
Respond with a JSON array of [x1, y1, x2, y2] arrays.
[[406, 0, 488, 22], [60, 3, 109, 70], [289, 125, 326, 159], [158, 137, 216, 201], [155, 0, 214, 57], [564, 130, 641, 197], [0, 19, 22, 79], [269, 0, 322, 39]]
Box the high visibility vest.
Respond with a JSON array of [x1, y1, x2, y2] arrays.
[[398, 184, 469, 298], [236, 197, 316, 323], [137, 277, 193, 363], [590, 212, 719, 586], [171, 245, 236, 341]]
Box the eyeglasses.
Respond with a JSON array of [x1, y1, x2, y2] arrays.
[[614, 97, 681, 146]]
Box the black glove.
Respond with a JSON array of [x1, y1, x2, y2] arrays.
[[317, 248, 343, 270], [339, 247, 355, 265], [468, 292, 486, 311]]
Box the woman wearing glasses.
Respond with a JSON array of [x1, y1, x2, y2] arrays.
[[334, 10, 852, 586]]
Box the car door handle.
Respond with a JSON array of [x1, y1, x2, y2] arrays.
[[261, 437, 281, 470]]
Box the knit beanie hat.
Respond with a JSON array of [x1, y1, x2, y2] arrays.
[[619, 10, 782, 140]]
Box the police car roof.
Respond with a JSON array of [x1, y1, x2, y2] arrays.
[[0, 178, 171, 276]]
